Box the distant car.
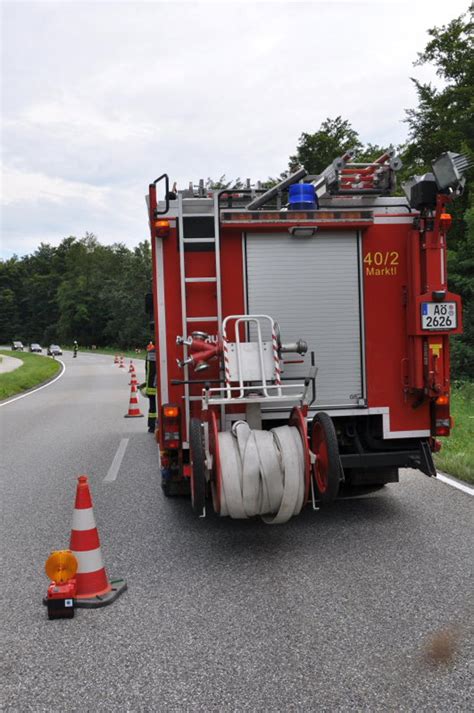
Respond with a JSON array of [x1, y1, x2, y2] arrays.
[[12, 341, 24, 351], [47, 344, 63, 356], [29, 343, 42, 353]]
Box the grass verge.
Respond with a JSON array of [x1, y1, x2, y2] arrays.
[[434, 382, 474, 485], [0, 350, 61, 401]]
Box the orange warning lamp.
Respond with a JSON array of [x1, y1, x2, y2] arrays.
[[154, 219, 170, 237], [45, 550, 78, 584], [439, 213, 452, 232], [163, 405, 179, 418]]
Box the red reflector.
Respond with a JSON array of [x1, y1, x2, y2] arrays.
[[432, 439, 442, 453], [436, 427, 450, 436], [436, 394, 449, 406]]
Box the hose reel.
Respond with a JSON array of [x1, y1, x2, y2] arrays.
[[208, 408, 310, 524]]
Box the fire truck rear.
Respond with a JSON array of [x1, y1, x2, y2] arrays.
[[146, 149, 468, 523]]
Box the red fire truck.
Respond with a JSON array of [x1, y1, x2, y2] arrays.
[[146, 149, 468, 523]]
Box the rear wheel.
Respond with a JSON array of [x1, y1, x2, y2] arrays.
[[189, 418, 206, 516], [311, 412, 342, 504]]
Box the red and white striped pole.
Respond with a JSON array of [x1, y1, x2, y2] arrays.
[[271, 327, 282, 394], [222, 324, 232, 398]]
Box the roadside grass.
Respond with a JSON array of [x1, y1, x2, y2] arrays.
[[435, 382, 474, 485], [63, 345, 146, 360], [0, 350, 61, 401]]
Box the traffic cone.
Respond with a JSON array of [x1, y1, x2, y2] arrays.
[[129, 369, 138, 387], [128, 360, 134, 373], [69, 475, 127, 608], [119, 355, 125, 369], [124, 382, 144, 418], [114, 354, 119, 364]]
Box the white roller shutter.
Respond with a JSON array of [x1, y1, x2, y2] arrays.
[[245, 231, 363, 407]]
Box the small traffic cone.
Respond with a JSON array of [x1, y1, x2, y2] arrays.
[[69, 475, 127, 607], [119, 355, 125, 369], [124, 382, 144, 418], [114, 354, 119, 365], [129, 369, 138, 387], [128, 360, 134, 373]]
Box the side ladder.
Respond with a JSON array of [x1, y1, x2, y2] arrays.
[[178, 193, 223, 445]]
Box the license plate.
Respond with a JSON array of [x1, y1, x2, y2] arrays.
[[421, 302, 457, 330]]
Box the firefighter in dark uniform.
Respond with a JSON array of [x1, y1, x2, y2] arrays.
[[144, 341, 157, 433]]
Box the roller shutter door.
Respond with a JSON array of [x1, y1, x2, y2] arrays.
[[245, 231, 363, 407]]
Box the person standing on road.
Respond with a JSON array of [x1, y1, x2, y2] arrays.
[[141, 341, 157, 433], [73, 340, 78, 358]]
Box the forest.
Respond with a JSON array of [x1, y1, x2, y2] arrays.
[[1, 7, 472, 375]]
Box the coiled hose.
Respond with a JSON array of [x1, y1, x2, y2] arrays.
[[217, 421, 305, 524]]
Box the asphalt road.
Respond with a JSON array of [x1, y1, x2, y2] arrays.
[[0, 351, 472, 712]]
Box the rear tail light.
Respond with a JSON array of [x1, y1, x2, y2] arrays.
[[162, 403, 181, 449], [433, 394, 451, 436], [435, 419, 450, 437]]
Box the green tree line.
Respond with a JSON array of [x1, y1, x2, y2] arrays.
[[0, 234, 153, 349]]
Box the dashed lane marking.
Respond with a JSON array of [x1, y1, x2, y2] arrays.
[[104, 438, 129, 482], [0, 359, 65, 407]]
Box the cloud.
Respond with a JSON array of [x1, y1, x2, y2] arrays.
[[1, 0, 469, 257], [1, 164, 109, 207], [17, 98, 156, 143]]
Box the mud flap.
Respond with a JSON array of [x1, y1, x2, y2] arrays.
[[419, 440, 436, 477]]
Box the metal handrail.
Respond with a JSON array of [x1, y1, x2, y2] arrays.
[[153, 173, 170, 215]]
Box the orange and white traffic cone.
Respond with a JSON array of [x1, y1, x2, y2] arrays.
[[129, 369, 138, 387], [119, 355, 125, 369], [124, 382, 144, 418], [114, 354, 119, 365], [69, 475, 127, 608], [128, 360, 134, 373]]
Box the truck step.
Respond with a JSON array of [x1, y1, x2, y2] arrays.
[[186, 316, 219, 322], [185, 277, 217, 283]]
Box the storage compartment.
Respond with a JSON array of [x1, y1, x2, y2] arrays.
[[245, 230, 364, 407]]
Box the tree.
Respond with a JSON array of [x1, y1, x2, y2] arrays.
[[206, 176, 244, 190], [405, 7, 473, 170], [404, 5, 474, 378], [288, 116, 363, 174], [0, 234, 153, 349]]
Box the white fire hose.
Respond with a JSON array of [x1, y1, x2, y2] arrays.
[[217, 421, 305, 524]]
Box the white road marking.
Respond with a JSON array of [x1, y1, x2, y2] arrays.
[[104, 438, 129, 482], [0, 359, 65, 407], [436, 471, 474, 496]]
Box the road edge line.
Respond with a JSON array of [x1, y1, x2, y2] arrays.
[[0, 359, 66, 407], [436, 470, 474, 496]]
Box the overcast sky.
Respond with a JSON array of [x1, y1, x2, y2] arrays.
[[1, 0, 469, 258]]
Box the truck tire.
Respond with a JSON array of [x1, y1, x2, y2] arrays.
[[189, 418, 206, 516], [311, 412, 342, 504], [161, 480, 172, 497]]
